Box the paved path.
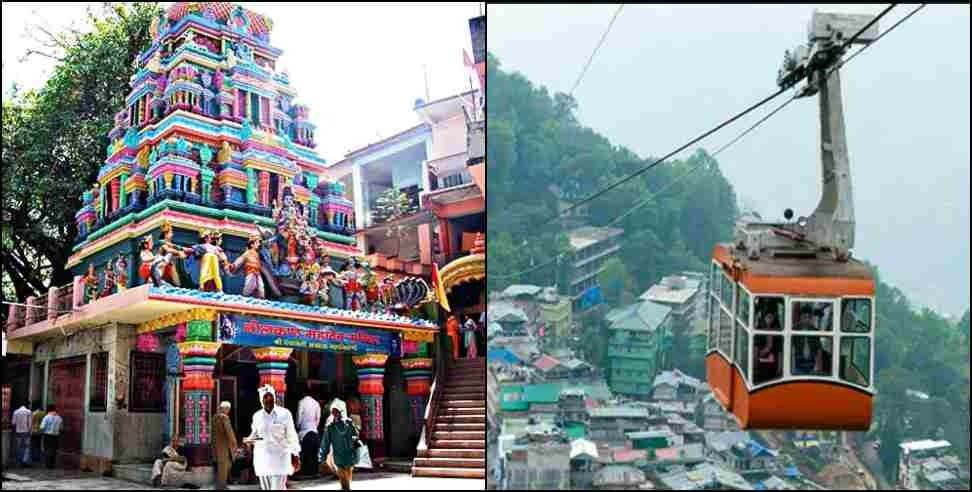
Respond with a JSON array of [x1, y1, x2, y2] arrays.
[[1, 469, 484, 490]]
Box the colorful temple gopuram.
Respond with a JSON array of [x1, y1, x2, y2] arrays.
[[4, 3, 484, 482]]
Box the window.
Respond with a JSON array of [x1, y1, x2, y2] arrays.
[[791, 336, 833, 377], [735, 323, 749, 381], [737, 287, 751, 327], [708, 294, 719, 350], [841, 299, 872, 333], [753, 335, 783, 385], [130, 352, 165, 412], [754, 297, 784, 331], [720, 273, 734, 309], [719, 308, 733, 356], [791, 300, 834, 332], [840, 337, 871, 387], [89, 352, 109, 412], [711, 264, 721, 301]]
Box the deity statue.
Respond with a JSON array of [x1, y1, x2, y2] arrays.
[[299, 265, 321, 306], [272, 187, 306, 277], [319, 266, 338, 308], [101, 263, 116, 298], [83, 264, 100, 304], [188, 229, 229, 292], [114, 254, 129, 292], [228, 233, 266, 299], [379, 275, 397, 307], [341, 259, 368, 311], [158, 221, 190, 286]]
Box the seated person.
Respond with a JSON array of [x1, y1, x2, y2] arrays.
[[794, 306, 821, 331], [792, 337, 831, 376], [756, 309, 782, 331], [152, 436, 197, 489], [754, 335, 782, 383]]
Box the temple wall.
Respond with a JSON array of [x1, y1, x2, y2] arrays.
[[111, 324, 164, 463]]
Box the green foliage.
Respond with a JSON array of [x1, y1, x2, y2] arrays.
[[486, 52, 738, 297], [2, 2, 161, 306], [598, 257, 635, 308], [371, 187, 418, 226]]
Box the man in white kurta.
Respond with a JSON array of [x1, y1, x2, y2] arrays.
[[246, 385, 301, 490]]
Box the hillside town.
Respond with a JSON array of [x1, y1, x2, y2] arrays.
[[486, 227, 970, 491]]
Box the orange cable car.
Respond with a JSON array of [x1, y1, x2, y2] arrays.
[[705, 12, 881, 431]]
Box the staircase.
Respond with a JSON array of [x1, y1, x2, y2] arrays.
[[412, 357, 486, 479]]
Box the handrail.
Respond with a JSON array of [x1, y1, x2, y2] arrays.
[[418, 331, 451, 456]]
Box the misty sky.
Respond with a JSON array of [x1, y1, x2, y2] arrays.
[[488, 4, 970, 317]]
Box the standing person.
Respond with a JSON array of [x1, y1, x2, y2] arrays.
[[12, 403, 32, 467], [212, 401, 238, 490], [39, 405, 63, 469], [318, 399, 360, 491], [463, 315, 479, 359], [30, 402, 45, 466], [296, 387, 322, 479], [446, 315, 461, 360], [244, 385, 301, 491]]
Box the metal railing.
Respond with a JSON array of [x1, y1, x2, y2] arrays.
[[418, 331, 453, 457]]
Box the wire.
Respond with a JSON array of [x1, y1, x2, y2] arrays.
[[829, 4, 924, 76], [548, 3, 900, 225], [569, 4, 625, 97]]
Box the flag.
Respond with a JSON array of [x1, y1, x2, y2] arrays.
[[431, 262, 452, 313]]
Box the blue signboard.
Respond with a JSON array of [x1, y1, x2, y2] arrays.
[[219, 314, 400, 355]]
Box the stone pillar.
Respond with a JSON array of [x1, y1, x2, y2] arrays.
[[402, 357, 433, 435], [47, 286, 59, 321], [24, 296, 37, 326], [353, 353, 388, 457], [178, 315, 219, 466], [252, 347, 292, 406]]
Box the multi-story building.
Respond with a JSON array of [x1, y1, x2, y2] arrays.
[[898, 440, 968, 490], [499, 285, 573, 345], [566, 226, 624, 312], [656, 462, 753, 490], [503, 430, 571, 490], [705, 431, 781, 474], [587, 406, 659, 444], [641, 272, 707, 356], [651, 369, 707, 401], [606, 301, 672, 400]]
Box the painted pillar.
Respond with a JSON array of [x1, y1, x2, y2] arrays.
[[258, 171, 270, 206], [308, 195, 320, 226], [110, 178, 120, 214], [200, 166, 215, 203], [402, 356, 434, 435], [253, 347, 292, 407], [353, 353, 389, 457], [178, 314, 219, 466], [246, 168, 257, 204], [119, 172, 129, 209]]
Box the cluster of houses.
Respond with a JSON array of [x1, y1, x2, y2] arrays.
[[898, 440, 970, 490]]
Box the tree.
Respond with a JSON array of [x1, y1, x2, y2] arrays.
[[960, 309, 970, 341], [2, 3, 161, 310], [598, 257, 634, 308]]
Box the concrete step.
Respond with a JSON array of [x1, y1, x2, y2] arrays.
[[435, 414, 486, 424], [427, 448, 486, 459], [432, 430, 486, 441], [439, 400, 485, 409], [432, 439, 486, 449], [438, 407, 486, 416], [442, 382, 485, 391], [413, 457, 486, 469], [113, 464, 153, 485], [435, 422, 486, 431], [447, 374, 485, 382], [412, 466, 485, 479], [442, 392, 486, 400]]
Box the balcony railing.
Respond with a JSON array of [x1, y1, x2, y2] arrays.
[[7, 280, 79, 333]]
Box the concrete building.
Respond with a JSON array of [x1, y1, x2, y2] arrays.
[[651, 369, 706, 401], [592, 465, 648, 490], [705, 431, 781, 473], [498, 284, 573, 346], [606, 301, 672, 400], [503, 431, 571, 490], [656, 462, 753, 490], [898, 440, 968, 490], [569, 438, 600, 489], [565, 226, 623, 311], [587, 406, 659, 444]]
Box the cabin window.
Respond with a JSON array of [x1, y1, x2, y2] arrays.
[[840, 337, 871, 387], [791, 300, 834, 332], [737, 287, 751, 327], [710, 263, 721, 302], [708, 295, 719, 351], [841, 299, 872, 333], [754, 297, 784, 331], [753, 334, 783, 385], [791, 335, 833, 377], [719, 308, 733, 357], [734, 323, 749, 381], [720, 273, 734, 309]]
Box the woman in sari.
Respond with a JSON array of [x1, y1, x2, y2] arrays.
[[462, 315, 478, 359]]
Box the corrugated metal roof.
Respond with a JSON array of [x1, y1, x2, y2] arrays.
[[590, 407, 652, 419], [608, 301, 671, 332], [502, 285, 544, 298], [640, 276, 702, 305], [534, 355, 561, 371], [900, 440, 951, 453], [489, 301, 528, 322], [571, 438, 599, 459]]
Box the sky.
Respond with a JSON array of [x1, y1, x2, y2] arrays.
[[488, 4, 970, 318], [1, 2, 484, 162]]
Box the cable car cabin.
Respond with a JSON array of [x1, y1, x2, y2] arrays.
[[705, 243, 875, 431]]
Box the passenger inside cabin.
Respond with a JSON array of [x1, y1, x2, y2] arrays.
[[754, 298, 783, 331], [794, 306, 817, 331], [754, 335, 782, 384], [792, 336, 831, 376]]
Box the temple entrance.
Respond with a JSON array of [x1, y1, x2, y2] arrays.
[[48, 356, 87, 468], [216, 346, 261, 437], [448, 278, 486, 358]]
